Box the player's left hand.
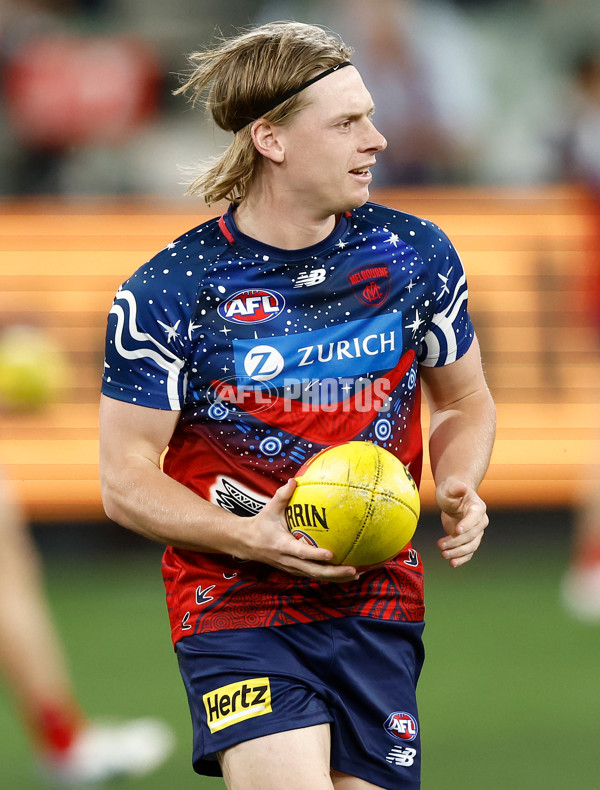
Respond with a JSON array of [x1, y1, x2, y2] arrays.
[[435, 477, 488, 567]]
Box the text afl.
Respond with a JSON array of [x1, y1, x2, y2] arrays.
[[218, 289, 286, 323]]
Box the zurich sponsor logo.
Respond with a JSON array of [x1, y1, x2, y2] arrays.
[[218, 288, 285, 324], [383, 711, 418, 742], [243, 345, 285, 381], [233, 313, 401, 387]]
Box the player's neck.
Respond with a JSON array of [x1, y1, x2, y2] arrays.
[[234, 193, 336, 251]]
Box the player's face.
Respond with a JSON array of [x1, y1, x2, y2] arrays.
[[280, 66, 387, 218]]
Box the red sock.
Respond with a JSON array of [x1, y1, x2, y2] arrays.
[[574, 539, 600, 570], [31, 703, 85, 755]]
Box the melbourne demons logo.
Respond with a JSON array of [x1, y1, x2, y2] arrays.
[[218, 289, 285, 324], [383, 711, 418, 742], [348, 263, 391, 306]]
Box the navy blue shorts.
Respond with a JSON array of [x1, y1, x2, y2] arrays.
[[176, 616, 425, 788]]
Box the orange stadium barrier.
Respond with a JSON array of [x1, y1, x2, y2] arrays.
[[1, 186, 598, 520]]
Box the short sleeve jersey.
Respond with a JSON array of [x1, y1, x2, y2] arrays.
[[102, 202, 474, 645]]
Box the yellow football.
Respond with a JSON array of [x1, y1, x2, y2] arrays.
[[0, 325, 68, 411], [285, 441, 420, 569]]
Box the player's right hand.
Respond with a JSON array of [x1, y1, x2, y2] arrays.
[[238, 479, 359, 583]]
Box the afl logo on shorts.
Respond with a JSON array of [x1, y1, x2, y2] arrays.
[[383, 711, 418, 742], [218, 289, 285, 324]]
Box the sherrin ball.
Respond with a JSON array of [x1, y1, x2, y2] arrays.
[[285, 441, 420, 570]]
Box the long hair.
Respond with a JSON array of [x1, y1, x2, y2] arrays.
[[175, 21, 353, 205]]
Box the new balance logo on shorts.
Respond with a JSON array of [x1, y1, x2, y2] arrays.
[[385, 746, 417, 767], [203, 678, 272, 733]]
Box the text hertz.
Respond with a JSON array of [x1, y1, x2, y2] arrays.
[[203, 678, 272, 733]]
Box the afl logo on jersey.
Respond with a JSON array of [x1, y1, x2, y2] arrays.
[[348, 263, 391, 306], [383, 711, 418, 742], [218, 289, 285, 324]]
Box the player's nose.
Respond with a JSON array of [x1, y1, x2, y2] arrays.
[[364, 119, 387, 153]]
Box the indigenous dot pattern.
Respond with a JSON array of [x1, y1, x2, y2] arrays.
[[102, 202, 473, 641]]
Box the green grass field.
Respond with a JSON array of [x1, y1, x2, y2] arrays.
[[1, 511, 598, 789]]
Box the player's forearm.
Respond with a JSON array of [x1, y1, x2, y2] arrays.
[[427, 387, 496, 490], [100, 459, 240, 553]]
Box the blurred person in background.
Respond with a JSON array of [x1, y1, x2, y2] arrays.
[[258, 0, 490, 186], [555, 47, 600, 621], [0, 0, 161, 195], [0, 475, 175, 786], [0, 324, 175, 785]]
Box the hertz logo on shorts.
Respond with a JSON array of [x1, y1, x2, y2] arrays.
[[203, 678, 272, 733]]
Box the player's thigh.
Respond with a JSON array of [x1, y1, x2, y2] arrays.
[[219, 723, 333, 790], [331, 769, 387, 790]]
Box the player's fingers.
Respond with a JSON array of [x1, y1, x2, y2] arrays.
[[286, 537, 334, 564], [298, 563, 359, 583], [448, 553, 475, 568], [277, 533, 357, 579], [279, 554, 358, 582], [439, 513, 488, 548], [438, 528, 485, 555], [439, 531, 484, 563], [441, 498, 488, 537]]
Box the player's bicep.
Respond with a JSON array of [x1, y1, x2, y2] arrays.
[[99, 394, 180, 473], [419, 335, 488, 413]]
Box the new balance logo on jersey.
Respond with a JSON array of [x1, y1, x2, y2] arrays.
[[385, 746, 417, 767], [203, 678, 272, 733], [293, 268, 327, 288]]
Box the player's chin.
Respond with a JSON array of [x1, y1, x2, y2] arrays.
[[341, 187, 371, 212]]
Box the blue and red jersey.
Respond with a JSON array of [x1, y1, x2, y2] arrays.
[[101, 201, 474, 645]]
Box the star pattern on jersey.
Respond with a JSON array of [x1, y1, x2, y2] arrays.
[[157, 319, 181, 342], [406, 309, 425, 336], [386, 232, 400, 247], [437, 266, 453, 300], [187, 319, 202, 339]]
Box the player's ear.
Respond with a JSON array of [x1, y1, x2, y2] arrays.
[[250, 119, 285, 163]]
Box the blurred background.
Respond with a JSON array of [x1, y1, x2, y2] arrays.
[[1, 0, 600, 788]]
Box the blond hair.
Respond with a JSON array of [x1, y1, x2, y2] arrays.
[[175, 21, 353, 205]]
